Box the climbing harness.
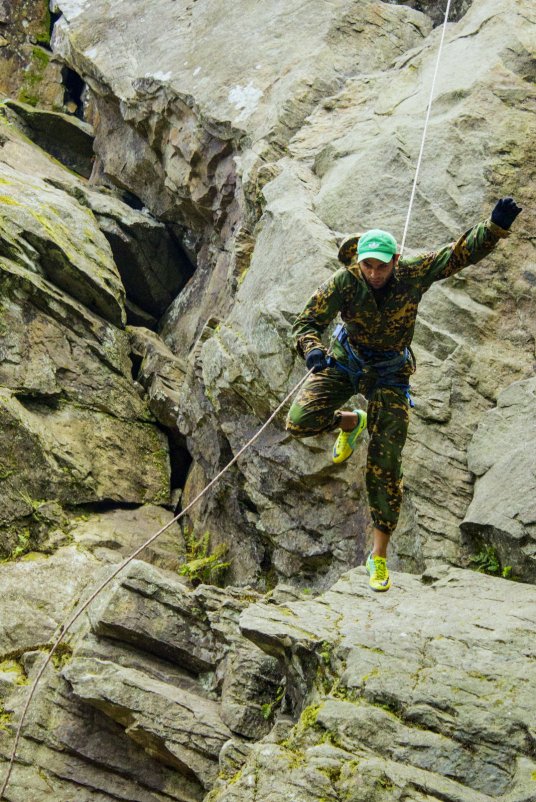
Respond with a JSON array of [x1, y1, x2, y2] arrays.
[[0, 0, 453, 797], [328, 323, 415, 407]]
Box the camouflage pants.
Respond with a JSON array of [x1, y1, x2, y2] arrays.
[[286, 345, 410, 535]]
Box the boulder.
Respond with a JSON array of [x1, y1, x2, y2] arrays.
[[0, 546, 98, 658], [3, 100, 95, 178], [87, 560, 227, 673], [63, 657, 232, 789], [69, 504, 185, 570], [0, 162, 126, 327], [0, 388, 170, 541]]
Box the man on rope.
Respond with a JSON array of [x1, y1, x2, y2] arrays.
[[286, 197, 522, 591]]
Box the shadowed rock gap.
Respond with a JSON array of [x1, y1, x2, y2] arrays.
[[168, 431, 193, 501], [61, 65, 85, 119]]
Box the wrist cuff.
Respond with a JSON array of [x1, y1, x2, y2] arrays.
[[488, 218, 511, 238]]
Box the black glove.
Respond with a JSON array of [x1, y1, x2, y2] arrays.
[[491, 197, 522, 229], [305, 348, 329, 373]]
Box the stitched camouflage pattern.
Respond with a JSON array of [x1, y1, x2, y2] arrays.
[[337, 233, 362, 265], [293, 219, 509, 360], [366, 387, 409, 534], [286, 346, 409, 534], [288, 218, 509, 536]]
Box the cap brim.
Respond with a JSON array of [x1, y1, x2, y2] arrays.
[[357, 250, 394, 263]]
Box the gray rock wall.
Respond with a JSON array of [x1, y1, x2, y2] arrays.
[[0, 1, 535, 799], [43, 0, 535, 586], [3, 556, 535, 802]]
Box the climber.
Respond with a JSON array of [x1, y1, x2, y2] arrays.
[[286, 198, 522, 592]]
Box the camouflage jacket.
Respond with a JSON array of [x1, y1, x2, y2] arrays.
[[293, 218, 509, 359]]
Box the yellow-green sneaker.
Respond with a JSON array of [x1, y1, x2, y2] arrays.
[[332, 409, 367, 464], [366, 552, 391, 592]]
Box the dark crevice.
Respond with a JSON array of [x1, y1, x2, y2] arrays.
[[239, 493, 259, 516], [260, 546, 272, 574], [97, 211, 195, 324], [14, 391, 63, 411], [165, 224, 197, 279], [168, 430, 193, 494], [130, 351, 143, 382], [62, 66, 85, 119], [70, 500, 143, 515], [388, 0, 473, 26], [49, 9, 61, 42], [121, 190, 145, 211], [125, 298, 159, 330]]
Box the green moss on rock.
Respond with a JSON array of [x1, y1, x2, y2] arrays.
[[18, 46, 51, 107]]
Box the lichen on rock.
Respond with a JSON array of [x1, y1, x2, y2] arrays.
[[0, 0, 535, 799]]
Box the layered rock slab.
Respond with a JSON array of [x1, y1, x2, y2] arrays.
[[63, 657, 232, 789], [1, 655, 202, 802], [226, 566, 536, 802], [8, 560, 282, 797], [87, 560, 227, 673], [462, 377, 536, 582], [0, 162, 126, 326]]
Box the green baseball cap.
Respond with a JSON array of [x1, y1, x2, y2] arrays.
[[357, 229, 398, 263]]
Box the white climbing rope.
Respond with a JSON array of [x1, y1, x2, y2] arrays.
[[0, 3, 453, 797], [399, 0, 453, 256]]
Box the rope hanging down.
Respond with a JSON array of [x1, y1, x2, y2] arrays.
[[0, 3, 453, 797], [399, 0, 453, 256]]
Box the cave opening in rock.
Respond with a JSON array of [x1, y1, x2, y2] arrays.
[[61, 66, 85, 118], [71, 500, 143, 515], [167, 430, 193, 511], [129, 350, 143, 382], [120, 190, 145, 211]]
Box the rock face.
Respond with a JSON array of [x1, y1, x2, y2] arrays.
[[0, 0, 65, 110], [1, 1, 535, 800], [226, 566, 536, 802], [462, 378, 536, 583], [0, 558, 283, 801], [0, 110, 177, 558], [4, 553, 534, 802], [43, 0, 535, 589]]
